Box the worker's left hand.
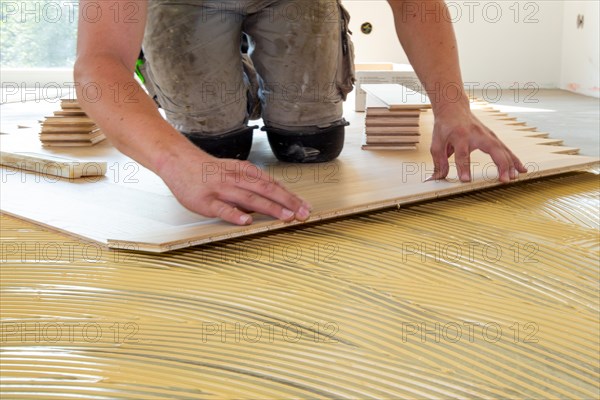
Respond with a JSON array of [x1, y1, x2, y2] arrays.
[[429, 105, 527, 182]]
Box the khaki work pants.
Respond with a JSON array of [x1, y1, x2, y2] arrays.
[[141, 0, 355, 136]]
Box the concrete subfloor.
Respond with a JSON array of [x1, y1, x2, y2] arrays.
[[1, 88, 599, 157], [471, 89, 599, 158]]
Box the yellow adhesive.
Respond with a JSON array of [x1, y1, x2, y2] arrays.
[[1, 172, 599, 398]]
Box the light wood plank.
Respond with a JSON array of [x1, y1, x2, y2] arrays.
[[0, 151, 107, 178], [60, 100, 81, 109], [362, 145, 418, 150], [365, 118, 420, 127], [53, 110, 87, 117], [41, 135, 106, 147], [40, 132, 105, 141], [1, 104, 597, 252], [366, 136, 421, 144], [366, 126, 420, 135], [43, 116, 96, 125], [362, 84, 432, 109], [366, 108, 422, 118]]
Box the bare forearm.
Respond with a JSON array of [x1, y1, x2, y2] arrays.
[[73, 56, 202, 175], [388, 0, 469, 114]]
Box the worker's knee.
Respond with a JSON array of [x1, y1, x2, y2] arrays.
[[182, 125, 257, 161], [263, 120, 348, 163]]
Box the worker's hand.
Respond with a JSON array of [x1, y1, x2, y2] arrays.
[[429, 105, 527, 183], [159, 152, 311, 225]]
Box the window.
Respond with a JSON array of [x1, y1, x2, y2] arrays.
[[1, 1, 78, 68]]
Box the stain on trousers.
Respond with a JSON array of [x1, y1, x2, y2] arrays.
[[140, 0, 355, 136]]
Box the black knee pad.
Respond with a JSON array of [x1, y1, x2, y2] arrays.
[[264, 121, 348, 163], [182, 126, 257, 160]]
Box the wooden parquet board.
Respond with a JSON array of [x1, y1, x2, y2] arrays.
[[1, 102, 597, 252]]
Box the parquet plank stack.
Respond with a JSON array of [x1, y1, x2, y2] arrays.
[[362, 107, 422, 150], [40, 100, 106, 147], [361, 84, 432, 151]]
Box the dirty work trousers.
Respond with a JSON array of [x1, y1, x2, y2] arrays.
[[141, 0, 355, 136]]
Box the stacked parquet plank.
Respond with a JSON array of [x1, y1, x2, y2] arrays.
[[361, 107, 422, 150], [360, 84, 432, 151], [40, 100, 105, 147]]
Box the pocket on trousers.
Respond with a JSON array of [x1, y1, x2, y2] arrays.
[[336, 1, 356, 101], [138, 59, 162, 109]]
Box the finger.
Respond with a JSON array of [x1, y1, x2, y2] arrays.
[[486, 146, 513, 183], [220, 199, 254, 215], [209, 199, 253, 226], [508, 156, 521, 180], [497, 145, 527, 177], [220, 160, 311, 217], [477, 135, 518, 182], [237, 176, 311, 220], [428, 144, 450, 181], [222, 187, 303, 222], [237, 206, 254, 214], [236, 161, 311, 211], [454, 144, 472, 182], [507, 149, 528, 175], [235, 161, 270, 184], [237, 161, 291, 191]]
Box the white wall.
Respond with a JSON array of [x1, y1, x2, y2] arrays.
[[344, 0, 564, 89], [344, 1, 410, 64], [560, 1, 600, 98], [1, 1, 598, 98]]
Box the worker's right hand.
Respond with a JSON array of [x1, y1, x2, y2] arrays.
[[158, 152, 312, 226]]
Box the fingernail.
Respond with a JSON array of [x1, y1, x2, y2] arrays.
[[282, 208, 294, 220], [297, 206, 311, 220], [240, 214, 252, 225], [510, 168, 518, 179], [461, 173, 470, 182], [302, 201, 313, 211]]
